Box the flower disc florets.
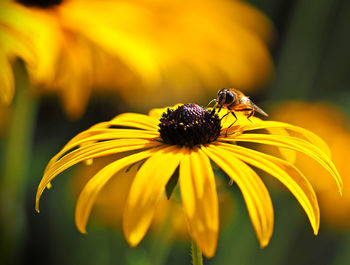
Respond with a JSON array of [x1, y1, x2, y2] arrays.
[[17, 0, 63, 8], [159, 104, 221, 147]]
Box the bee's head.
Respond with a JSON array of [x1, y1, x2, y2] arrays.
[[217, 89, 235, 106]]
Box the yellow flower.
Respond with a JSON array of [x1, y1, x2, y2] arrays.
[[268, 101, 350, 228], [36, 103, 341, 257], [0, 0, 132, 118], [1, 0, 274, 117]]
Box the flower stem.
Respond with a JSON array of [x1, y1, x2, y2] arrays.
[[191, 240, 203, 265], [0, 64, 38, 264]]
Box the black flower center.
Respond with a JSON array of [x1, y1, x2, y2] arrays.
[[17, 0, 63, 8], [159, 104, 221, 147]]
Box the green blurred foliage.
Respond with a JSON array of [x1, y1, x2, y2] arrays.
[[1, 0, 350, 264]]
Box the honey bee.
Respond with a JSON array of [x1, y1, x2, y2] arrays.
[[208, 88, 268, 122]]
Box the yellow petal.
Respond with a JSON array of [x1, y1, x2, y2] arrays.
[[46, 128, 159, 169], [123, 146, 183, 247], [43, 122, 110, 171], [56, 36, 93, 119], [239, 121, 331, 157], [265, 127, 296, 164], [45, 139, 158, 180], [0, 55, 14, 104], [110, 113, 159, 131], [44, 121, 156, 171], [2, 2, 62, 85], [203, 145, 274, 247], [179, 147, 219, 257], [60, 0, 162, 85], [148, 104, 183, 119], [217, 142, 320, 234], [36, 139, 160, 212], [0, 23, 34, 104], [67, 129, 158, 147], [229, 133, 343, 193], [75, 146, 166, 233], [218, 110, 251, 129]]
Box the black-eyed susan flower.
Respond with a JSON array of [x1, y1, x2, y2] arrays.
[[36, 103, 342, 257], [268, 101, 350, 228], [0, 0, 274, 118]]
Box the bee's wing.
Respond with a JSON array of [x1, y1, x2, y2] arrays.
[[250, 100, 268, 117]]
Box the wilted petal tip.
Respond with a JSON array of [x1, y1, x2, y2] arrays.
[[35, 200, 40, 213]]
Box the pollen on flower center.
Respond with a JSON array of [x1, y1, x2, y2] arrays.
[[17, 0, 63, 8], [158, 104, 221, 147]]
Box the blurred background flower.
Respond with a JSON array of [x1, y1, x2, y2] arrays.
[[0, 0, 274, 119]]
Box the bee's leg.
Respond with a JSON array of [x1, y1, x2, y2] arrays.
[[206, 99, 217, 109], [220, 106, 235, 121], [228, 107, 237, 122], [220, 111, 229, 121], [210, 102, 218, 115], [217, 105, 223, 114], [224, 107, 237, 136], [247, 110, 255, 123]]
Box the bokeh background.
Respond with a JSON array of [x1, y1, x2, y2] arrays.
[[1, 0, 350, 264]]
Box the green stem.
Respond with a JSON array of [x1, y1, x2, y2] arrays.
[[191, 240, 203, 265], [0, 64, 38, 264]]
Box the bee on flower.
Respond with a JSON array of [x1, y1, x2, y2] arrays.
[[36, 103, 342, 258], [209, 88, 268, 121]]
